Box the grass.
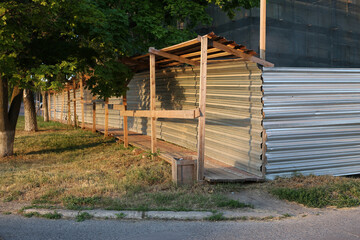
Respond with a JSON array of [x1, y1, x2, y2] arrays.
[[0, 116, 251, 212], [270, 175, 360, 208]]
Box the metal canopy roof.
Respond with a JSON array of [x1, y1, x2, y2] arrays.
[[122, 32, 274, 72]]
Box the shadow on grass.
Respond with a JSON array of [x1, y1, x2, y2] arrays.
[[26, 141, 110, 155]]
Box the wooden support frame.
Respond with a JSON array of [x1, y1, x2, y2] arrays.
[[197, 36, 274, 67], [80, 76, 85, 129], [54, 92, 57, 120], [92, 96, 96, 133], [120, 109, 200, 119], [48, 92, 51, 120], [150, 52, 157, 158], [123, 94, 129, 148], [60, 90, 64, 122], [73, 80, 77, 127], [67, 87, 71, 125], [149, 47, 199, 66], [260, 0, 266, 60], [104, 98, 109, 137], [197, 35, 208, 181]]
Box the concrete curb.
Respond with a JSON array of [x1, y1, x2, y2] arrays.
[[22, 208, 286, 221]]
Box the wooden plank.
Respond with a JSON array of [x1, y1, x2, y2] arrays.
[[260, 0, 266, 59], [80, 77, 85, 129], [120, 109, 200, 119], [104, 98, 109, 137], [197, 36, 208, 181], [60, 90, 64, 121], [67, 88, 71, 125], [204, 37, 274, 67], [54, 92, 57, 120], [150, 52, 157, 158], [48, 92, 51, 120], [73, 80, 77, 127], [149, 47, 199, 66], [81, 100, 92, 104], [123, 94, 128, 148], [92, 96, 96, 133]]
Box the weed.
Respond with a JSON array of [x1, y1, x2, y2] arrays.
[[62, 196, 102, 210], [23, 212, 40, 218], [76, 212, 93, 222], [282, 213, 291, 218], [115, 213, 126, 219], [215, 199, 253, 209], [206, 213, 226, 221], [2, 212, 11, 215], [42, 211, 62, 219]]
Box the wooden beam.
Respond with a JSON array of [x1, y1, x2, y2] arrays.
[[150, 52, 157, 158], [198, 36, 274, 67], [260, 0, 266, 59], [197, 36, 208, 181], [149, 48, 199, 66], [48, 92, 51, 120], [60, 90, 64, 122], [73, 80, 77, 127], [123, 94, 128, 148], [80, 77, 85, 129], [54, 92, 56, 120], [104, 98, 109, 137], [67, 88, 71, 125], [120, 109, 200, 119], [92, 96, 96, 133]]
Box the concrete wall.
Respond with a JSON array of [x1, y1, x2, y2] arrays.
[[200, 0, 360, 67]]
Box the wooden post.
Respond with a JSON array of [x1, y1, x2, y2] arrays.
[[123, 93, 128, 148], [80, 76, 85, 129], [67, 87, 71, 125], [73, 80, 77, 127], [260, 0, 266, 59], [104, 98, 109, 137], [60, 90, 64, 122], [92, 96, 96, 133], [197, 36, 208, 181], [54, 92, 57, 120], [48, 92, 51, 120], [150, 52, 157, 159]]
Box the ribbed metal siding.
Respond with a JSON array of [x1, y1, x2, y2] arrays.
[[262, 68, 360, 179], [75, 62, 263, 176]]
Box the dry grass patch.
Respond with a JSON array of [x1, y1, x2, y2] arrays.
[[0, 117, 250, 212], [270, 175, 360, 208]]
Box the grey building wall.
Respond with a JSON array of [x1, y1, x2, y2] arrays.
[[200, 0, 360, 67]]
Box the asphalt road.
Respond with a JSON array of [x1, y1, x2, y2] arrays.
[[1, 208, 360, 240]]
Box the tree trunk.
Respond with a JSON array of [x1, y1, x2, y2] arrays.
[[0, 75, 23, 157], [24, 89, 38, 131], [43, 91, 49, 122]]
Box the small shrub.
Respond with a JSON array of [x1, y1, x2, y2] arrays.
[[42, 211, 62, 219]]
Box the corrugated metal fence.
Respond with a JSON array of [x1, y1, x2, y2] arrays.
[[51, 61, 264, 177], [263, 68, 360, 179]]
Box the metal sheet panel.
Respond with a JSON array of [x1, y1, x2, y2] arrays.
[[263, 68, 360, 179], [78, 61, 263, 176]]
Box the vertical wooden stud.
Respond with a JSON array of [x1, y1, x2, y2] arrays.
[[80, 76, 85, 129], [149, 52, 157, 159], [48, 91, 51, 120], [67, 87, 71, 125], [104, 98, 109, 137], [260, 0, 266, 59], [123, 93, 128, 148], [60, 90, 64, 122], [197, 36, 208, 181], [73, 80, 77, 127], [92, 96, 96, 133], [54, 92, 57, 120]]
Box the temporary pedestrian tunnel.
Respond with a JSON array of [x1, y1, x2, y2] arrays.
[[48, 33, 360, 181]]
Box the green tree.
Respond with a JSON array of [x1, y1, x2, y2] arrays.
[[0, 0, 259, 157]]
